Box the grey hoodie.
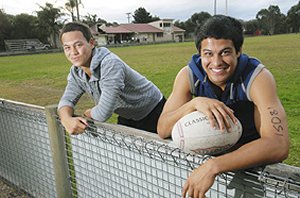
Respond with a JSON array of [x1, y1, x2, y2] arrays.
[[58, 47, 162, 121]]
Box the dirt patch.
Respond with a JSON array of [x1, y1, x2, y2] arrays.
[[0, 178, 32, 198]]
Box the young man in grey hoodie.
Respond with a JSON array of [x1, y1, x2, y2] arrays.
[[58, 22, 165, 134]]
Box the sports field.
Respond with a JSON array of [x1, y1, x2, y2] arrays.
[[0, 33, 299, 167]]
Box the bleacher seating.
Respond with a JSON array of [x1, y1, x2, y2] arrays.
[[4, 39, 49, 51]]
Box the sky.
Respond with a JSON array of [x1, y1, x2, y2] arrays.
[[1, 0, 299, 23]]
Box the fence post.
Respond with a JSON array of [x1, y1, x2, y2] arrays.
[[45, 105, 72, 198]]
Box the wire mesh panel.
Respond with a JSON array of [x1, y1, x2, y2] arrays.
[[1, 100, 300, 198], [0, 99, 57, 198], [67, 121, 300, 198], [69, 125, 190, 198]]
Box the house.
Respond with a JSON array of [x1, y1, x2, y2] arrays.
[[91, 19, 185, 46], [148, 19, 185, 42]]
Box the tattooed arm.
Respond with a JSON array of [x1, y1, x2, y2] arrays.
[[251, 68, 290, 159], [182, 68, 290, 198]]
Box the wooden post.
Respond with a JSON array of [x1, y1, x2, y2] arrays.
[[45, 105, 72, 198]]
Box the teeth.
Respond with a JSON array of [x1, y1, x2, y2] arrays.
[[212, 68, 224, 72]]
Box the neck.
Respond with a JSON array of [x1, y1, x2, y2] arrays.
[[82, 67, 92, 77]]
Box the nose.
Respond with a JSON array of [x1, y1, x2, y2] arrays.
[[212, 54, 223, 67], [70, 46, 78, 55]]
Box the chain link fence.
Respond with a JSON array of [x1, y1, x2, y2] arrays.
[[0, 98, 300, 197]]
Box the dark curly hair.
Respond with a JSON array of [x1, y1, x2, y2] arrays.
[[194, 15, 244, 53]]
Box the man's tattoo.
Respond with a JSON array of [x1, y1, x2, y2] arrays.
[[267, 107, 284, 136]]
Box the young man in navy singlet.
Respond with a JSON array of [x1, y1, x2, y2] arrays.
[[157, 15, 289, 198]]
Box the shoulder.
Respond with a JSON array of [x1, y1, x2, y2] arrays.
[[171, 66, 192, 95], [176, 66, 190, 82], [250, 68, 278, 104], [251, 68, 276, 89]]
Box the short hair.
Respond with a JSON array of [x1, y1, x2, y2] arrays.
[[59, 22, 93, 42], [194, 15, 244, 53]]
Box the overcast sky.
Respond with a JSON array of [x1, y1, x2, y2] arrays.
[[1, 0, 298, 23]]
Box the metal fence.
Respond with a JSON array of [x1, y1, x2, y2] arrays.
[[0, 98, 300, 198], [0, 99, 56, 197]]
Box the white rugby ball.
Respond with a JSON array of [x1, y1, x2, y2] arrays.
[[171, 111, 242, 155]]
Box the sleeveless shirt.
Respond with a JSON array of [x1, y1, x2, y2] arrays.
[[188, 53, 264, 147]]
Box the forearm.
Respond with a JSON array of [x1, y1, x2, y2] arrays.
[[58, 106, 88, 134], [91, 89, 118, 122], [58, 106, 74, 121], [158, 96, 236, 138], [158, 100, 196, 138], [209, 136, 289, 175]]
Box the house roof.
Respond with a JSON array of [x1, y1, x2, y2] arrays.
[[102, 26, 133, 34], [98, 23, 184, 34], [173, 26, 185, 32], [119, 24, 163, 33]]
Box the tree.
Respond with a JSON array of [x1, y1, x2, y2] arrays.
[[36, 3, 65, 48], [256, 5, 285, 35], [65, 0, 76, 22], [82, 13, 108, 27], [174, 20, 185, 30], [185, 12, 211, 38], [132, 7, 159, 23], [74, 0, 84, 21], [0, 9, 14, 51], [286, 1, 300, 33], [243, 19, 260, 35], [12, 14, 39, 39]]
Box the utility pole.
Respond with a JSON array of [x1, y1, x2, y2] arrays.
[[225, 0, 228, 15], [126, 12, 131, 23], [214, 0, 217, 15]]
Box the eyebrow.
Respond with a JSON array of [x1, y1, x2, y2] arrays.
[[202, 47, 233, 53], [63, 41, 82, 47]]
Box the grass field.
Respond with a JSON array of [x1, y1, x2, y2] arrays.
[[0, 34, 299, 167]]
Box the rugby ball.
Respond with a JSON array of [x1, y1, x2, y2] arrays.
[[171, 111, 242, 155]]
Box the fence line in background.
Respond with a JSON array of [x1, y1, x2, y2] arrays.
[[0, 98, 300, 198]]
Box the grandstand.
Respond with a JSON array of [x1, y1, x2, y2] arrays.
[[4, 39, 50, 51]]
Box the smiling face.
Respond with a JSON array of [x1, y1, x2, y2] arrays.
[[61, 30, 95, 68], [200, 38, 241, 90]]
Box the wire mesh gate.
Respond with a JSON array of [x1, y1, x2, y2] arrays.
[[0, 98, 300, 197]]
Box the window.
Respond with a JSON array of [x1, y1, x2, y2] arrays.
[[157, 33, 163, 37], [163, 23, 171, 27]]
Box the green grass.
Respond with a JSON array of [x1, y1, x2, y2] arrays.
[[0, 34, 299, 167]]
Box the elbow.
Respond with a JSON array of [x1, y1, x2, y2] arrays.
[[276, 148, 289, 163], [157, 118, 171, 139], [273, 137, 290, 162], [279, 140, 290, 161], [158, 131, 170, 139], [91, 107, 111, 122], [157, 125, 169, 139]]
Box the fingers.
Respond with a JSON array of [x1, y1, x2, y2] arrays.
[[206, 111, 218, 130], [182, 181, 189, 198], [211, 104, 232, 131], [198, 99, 237, 132], [63, 117, 88, 135], [78, 117, 89, 126], [182, 182, 205, 198]]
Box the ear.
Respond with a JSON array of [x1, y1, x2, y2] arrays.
[[236, 47, 242, 58], [238, 46, 243, 57], [89, 38, 96, 48]]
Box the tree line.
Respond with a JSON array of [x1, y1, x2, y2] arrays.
[[0, 1, 299, 51]]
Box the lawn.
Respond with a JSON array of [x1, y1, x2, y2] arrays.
[[0, 34, 299, 166]]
